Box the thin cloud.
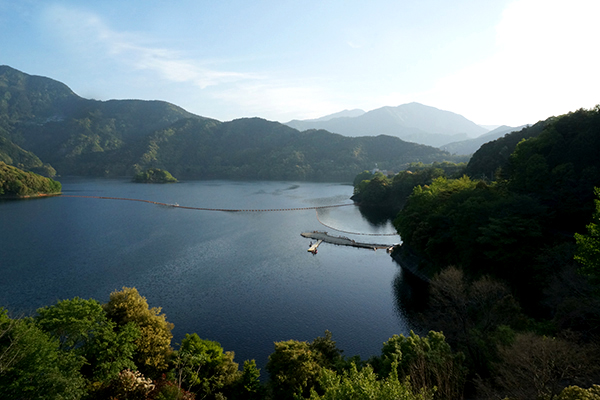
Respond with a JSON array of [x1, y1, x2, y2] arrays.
[[42, 4, 255, 90], [210, 80, 342, 122]]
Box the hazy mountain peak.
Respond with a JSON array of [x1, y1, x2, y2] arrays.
[[286, 109, 365, 125], [440, 124, 528, 155], [284, 101, 487, 146]]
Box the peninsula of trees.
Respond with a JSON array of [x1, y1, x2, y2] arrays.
[[0, 161, 61, 196]]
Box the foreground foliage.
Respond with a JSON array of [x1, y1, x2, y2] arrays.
[[2, 281, 599, 399], [103, 287, 174, 375], [308, 363, 434, 400]]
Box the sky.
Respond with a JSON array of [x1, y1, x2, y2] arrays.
[[1, 0, 599, 127]]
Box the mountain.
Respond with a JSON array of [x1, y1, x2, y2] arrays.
[[440, 125, 527, 155], [0, 161, 61, 196], [465, 121, 551, 180], [479, 124, 501, 131], [0, 66, 460, 182], [0, 65, 212, 175], [283, 102, 488, 147], [0, 135, 56, 176], [286, 109, 365, 127]]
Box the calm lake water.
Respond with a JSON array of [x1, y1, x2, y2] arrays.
[[0, 178, 415, 370]]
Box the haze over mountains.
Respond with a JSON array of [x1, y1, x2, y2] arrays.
[[440, 124, 528, 155], [0, 65, 468, 181], [285, 102, 497, 147]]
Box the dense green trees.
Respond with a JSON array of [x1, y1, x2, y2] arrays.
[[133, 168, 178, 183], [2, 293, 446, 399], [351, 162, 466, 216], [103, 287, 174, 374], [348, 106, 600, 397], [308, 364, 433, 400], [0, 309, 87, 400], [393, 175, 552, 310], [369, 331, 466, 400], [266, 339, 326, 399], [174, 333, 240, 398], [266, 330, 460, 400], [392, 108, 600, 305], [2, 283, 599, 399], [0, 161, 61, 196], [575, 187, 600, 285], [35, 298, 139, 386]]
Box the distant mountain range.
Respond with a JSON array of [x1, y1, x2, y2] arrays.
[[440, 124, 528, 155], [285, 102, 489, 147], [0, 65, 465, 182]]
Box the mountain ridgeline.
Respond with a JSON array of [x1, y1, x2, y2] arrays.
[[285, 102, 488, 147], [0, 66, 461, 182]]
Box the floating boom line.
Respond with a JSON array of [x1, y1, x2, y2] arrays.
[[315, 209, 398, 237], [60, 195, 398, 236], [60, 195, 354, 212]]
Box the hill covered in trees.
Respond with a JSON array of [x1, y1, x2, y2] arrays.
[[0, 66, 461, 182], [353, 106, 600, 398], [0, 161, 61, 196]]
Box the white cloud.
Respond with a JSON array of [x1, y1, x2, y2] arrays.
[[420, 0, 600, 125], [39, 4, 343, 121], [42, 4, 255, 90]]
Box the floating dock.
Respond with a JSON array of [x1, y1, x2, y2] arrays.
[[307, 239, 323, 253], [302, 231, 395, 252]]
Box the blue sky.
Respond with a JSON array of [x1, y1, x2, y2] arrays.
[[1, 0, 599, 126]]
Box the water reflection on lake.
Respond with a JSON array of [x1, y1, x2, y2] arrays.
[[0, 178, 417, 369]]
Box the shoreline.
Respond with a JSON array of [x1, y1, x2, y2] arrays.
[[0, 192, 62, 200], [390, 244, 434, 282]]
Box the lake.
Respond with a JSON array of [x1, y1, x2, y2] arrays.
[[0, 178, 415, 371]]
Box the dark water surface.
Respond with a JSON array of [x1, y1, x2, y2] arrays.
[[0, 178, 413, 369]]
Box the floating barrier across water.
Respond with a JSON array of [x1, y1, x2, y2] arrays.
[[60, 195, 398, 237], [60, 195, 354, 212]]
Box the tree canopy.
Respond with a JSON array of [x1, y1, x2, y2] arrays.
[[0, 161, 61, 196], [103, 287, 174, 374], [132, 168, 178, 183]]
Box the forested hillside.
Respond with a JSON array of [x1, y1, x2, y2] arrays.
[[464, 119, 550, 179], [0, 66, 462, 182], [360, 106, 600, 295], [352, 106, 600, 398], [0, 136, 56, 177], [0, 161, 61, 196], [135, 117, 458, 182]]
